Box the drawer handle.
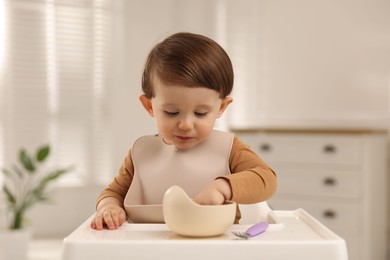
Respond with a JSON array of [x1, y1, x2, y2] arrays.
[[259, 143, 271, 152], [323, 144, 337, 154], [323, 177, 337, 186], [323, 210, 337, 219]]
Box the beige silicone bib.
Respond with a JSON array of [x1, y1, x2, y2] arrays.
[[124, 130, 234, 207]]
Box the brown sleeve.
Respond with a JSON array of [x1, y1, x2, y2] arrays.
[[219, 136, 277, 204], [95, 149, 135, 208]]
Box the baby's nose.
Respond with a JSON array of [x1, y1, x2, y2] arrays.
[[178, 117, 194, 130]]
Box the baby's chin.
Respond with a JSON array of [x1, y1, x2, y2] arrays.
[[162, 135, 206, 150], [173, 143, 197, 150], [173, 139, 203, 150]]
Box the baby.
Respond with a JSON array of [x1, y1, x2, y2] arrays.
[[91, 32, 277, 230]]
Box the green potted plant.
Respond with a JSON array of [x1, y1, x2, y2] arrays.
[[0, 144, 73, 260]]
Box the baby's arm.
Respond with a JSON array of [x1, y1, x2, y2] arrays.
[[226, 136, 277, 204], [91, 197, 126, 230], [91, 149, 135, 230], [195, 136, 276, 206], [193, 178, 232, 205]]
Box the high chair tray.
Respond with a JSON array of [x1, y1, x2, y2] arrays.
[[62, 209, 348, 260]]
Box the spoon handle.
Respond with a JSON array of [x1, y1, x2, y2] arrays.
[[245, 221, 269, 237]]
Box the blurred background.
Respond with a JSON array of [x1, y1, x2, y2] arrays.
[[0, 0, 389, 259]]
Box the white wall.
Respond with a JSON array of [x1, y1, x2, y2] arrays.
[[228, 0, 390, 129]]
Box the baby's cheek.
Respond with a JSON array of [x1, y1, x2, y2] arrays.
[[197, 125, 214, 141], [156, 123, 172, 137]]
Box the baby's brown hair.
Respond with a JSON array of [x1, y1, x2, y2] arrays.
[[141, 32, 234, 99]]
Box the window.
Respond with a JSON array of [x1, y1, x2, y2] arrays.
[[0, 0, 115, 185]]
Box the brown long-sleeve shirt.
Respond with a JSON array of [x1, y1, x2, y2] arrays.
[[96, 135, 277, 222]]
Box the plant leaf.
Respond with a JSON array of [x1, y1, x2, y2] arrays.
[[19, 149, 35, 173], [2, 165, 24, 179], [2, 168, 14, 178], [24, 166, 71, 210], [42, 167, 72, 185], [33, 166, 73, 196], [36, 145, 50, 162], [3, 184, 16, 206]]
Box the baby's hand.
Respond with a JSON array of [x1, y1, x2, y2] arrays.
[[193, 178, 232, 205], [91, 204, 126, 230]]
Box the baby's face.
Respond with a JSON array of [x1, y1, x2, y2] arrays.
[[145, 77, 230, 150]]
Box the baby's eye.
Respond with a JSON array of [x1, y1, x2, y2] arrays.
[[164, 111, 179, 117], [195, 112, 208, 117]]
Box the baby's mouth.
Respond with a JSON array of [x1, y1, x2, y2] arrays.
[[176, 135, 192, 141]]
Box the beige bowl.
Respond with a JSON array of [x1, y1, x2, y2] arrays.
[[163, 185, 236, 237]]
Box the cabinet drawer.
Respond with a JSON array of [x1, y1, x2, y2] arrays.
[[268, 198, 361, 236], [239, 133, 362, 166], [273, 168, 361, 199]]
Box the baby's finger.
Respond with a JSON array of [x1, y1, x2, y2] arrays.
[[118, 210, 126, 226], [90, 220, 95, 229], [92, 214, 103, 230], [103, 210, 116, 230], [110, 210, 120, 228]]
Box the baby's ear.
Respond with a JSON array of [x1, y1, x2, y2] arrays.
[[217, 97, 233, 118], [139, 95, 154, 116]]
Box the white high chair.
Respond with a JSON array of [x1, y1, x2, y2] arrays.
[[62, 201, 348, 260]]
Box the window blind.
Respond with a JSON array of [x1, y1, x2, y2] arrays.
[[0, 0, 114, 185]]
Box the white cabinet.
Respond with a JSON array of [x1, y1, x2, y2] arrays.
[[237, 130, 388, 260]]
